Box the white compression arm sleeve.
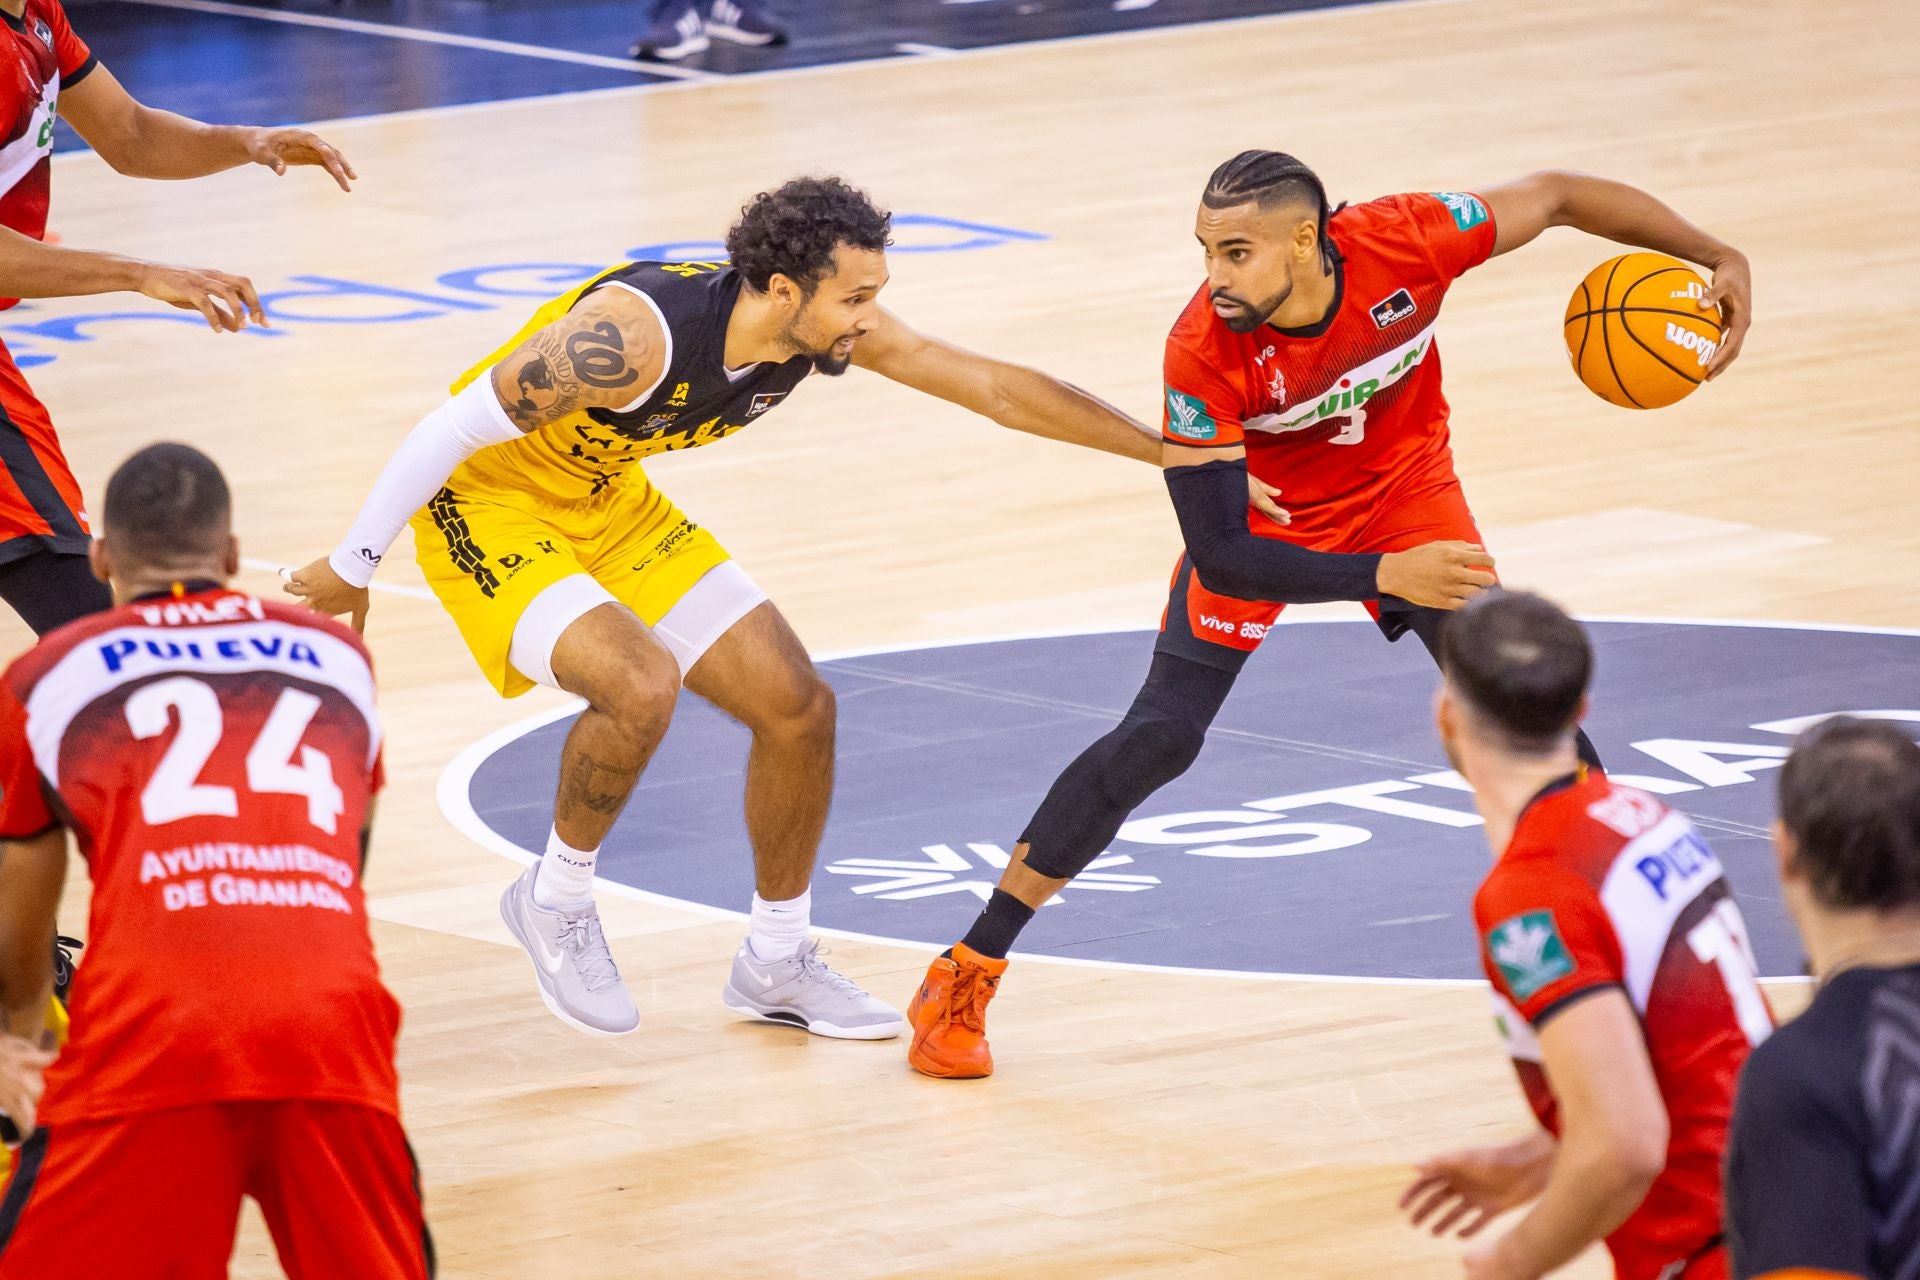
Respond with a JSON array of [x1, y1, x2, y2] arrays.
[[328, 375, 524, 587]]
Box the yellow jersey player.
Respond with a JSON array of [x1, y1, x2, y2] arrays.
[[288, 176, 1243, 1040]]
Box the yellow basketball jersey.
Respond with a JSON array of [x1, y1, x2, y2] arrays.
[[448, 261, 813, 507]]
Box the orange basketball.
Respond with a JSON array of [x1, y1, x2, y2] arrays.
[[1563, 252, 1723, 409]]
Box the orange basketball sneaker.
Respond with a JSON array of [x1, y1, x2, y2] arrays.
[[907, 944, 1007, 1078]]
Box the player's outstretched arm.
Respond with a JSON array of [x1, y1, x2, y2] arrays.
[[0, 226, 264, 331], [852, 309, 1160, 463], [1480, 171, 1750, 377], [1163, 445, 1495, 608], [1463, 990, 1669, 1280], [285, 289, 666, 630], [60, 64, 355, 190]]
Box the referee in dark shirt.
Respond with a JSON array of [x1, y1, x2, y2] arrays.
[[1726, 717, 1920, 1280]]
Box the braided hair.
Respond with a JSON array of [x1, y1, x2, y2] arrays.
[[1202, 151, 1344, 272]]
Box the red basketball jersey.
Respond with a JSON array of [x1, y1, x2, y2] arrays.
[[0, 0, 95, 307], [0, 590, 400, 1126], [1161, 191, 1497, 548], [1475, 772, 1772, 1280]]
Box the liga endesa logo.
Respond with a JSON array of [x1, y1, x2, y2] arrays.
[[444, 620, 1920, 982]]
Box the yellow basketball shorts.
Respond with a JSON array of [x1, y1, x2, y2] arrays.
[[409, 474, 731, 698]]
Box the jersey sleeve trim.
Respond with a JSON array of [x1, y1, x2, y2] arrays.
[[0, 817, 62, 843], [1750, 1270, 1870, 1279], [1528, 980, 1623, 1031], [63, 52, 97, 87]]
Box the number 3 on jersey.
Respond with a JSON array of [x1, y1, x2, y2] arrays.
[[126, 677, 346, 835]]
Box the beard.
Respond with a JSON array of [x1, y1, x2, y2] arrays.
[[1212, 279, 1293, 333], [786, 315, 855, 376]]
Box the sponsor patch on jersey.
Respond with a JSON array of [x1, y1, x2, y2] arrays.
[[1370, 288, 1419, 329], [1488, 910, 1576, 1000], [1164, 388, 1219, 442], [1432, 191, 1489, 233], [32, 17, 52, 49], [746, 392, 787, 419]]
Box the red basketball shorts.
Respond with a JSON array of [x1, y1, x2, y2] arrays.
[[0, 1100, 433, 1279], [1158, 477, 1484, 670]]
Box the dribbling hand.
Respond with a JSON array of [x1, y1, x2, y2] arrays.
[[284, 557, 371, 633], [1376, 541, 1497, 610], [1703, 252, 1751, 379]]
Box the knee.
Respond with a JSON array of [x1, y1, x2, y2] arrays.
[[1104, 712, 1206, 800], [754, 671, 836, 745], [587, 661, 678, 740], [556, 611, 680, 732]]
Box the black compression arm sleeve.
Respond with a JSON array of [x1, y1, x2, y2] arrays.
[[1164, 459, 1382, 604]]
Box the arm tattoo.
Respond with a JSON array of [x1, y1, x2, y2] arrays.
[[503, 327, 583, 431], [564, 320, 640, 391]]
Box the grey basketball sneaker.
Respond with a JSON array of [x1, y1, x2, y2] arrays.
[[499, 868, 640, 1036], [722, 940, 904, 1040]]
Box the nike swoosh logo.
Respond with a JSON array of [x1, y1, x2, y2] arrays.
[[747, 965, 778, 989], [525, 910, 568, 976]]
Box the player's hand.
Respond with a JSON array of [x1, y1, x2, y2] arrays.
[[1376, 541, 1497, 610], [1248, 476, 1291, 526], [137, 263, 266, 333], [1703, 251, 1751, 379], [1400, 1138, 1554, 1239], [284, 556, 371, 633], [0, 1034, 53, 1146], [246, 127, 357, 193]]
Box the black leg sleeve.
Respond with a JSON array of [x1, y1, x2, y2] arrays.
[[0, 549, 112, 636], [1018, 652, 1239, 880]]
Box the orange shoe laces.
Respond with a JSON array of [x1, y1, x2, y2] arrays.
[[951, 966, 1000, 1033]]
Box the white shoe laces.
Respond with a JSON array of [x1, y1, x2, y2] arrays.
[[556, 912, 622, 992], [793, 941, 867, 998]]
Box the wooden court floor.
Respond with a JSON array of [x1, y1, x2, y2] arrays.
[[14, 0, 1916, 1274]]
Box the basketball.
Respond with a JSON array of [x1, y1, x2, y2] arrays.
[[1564, 252, 1723, 409]]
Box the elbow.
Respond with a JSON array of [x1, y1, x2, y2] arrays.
[[94, 146, 134, 177], [1595, 1116, 1669, 1204], [984, 375, 1029, 433], [1534, 169, 1592, 225], [1185, 543, 1238, 597], [92, 137, 144, 177]]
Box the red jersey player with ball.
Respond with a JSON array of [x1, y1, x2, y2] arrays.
[[908, 153, 1753, 1079], [1406, 592, 1770, 1280]]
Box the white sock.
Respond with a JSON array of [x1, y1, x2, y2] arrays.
[[747, 890, 811, 963], [533, 828, 599, 911]]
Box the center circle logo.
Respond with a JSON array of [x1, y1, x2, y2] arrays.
[[442, 619, 1920, 982]]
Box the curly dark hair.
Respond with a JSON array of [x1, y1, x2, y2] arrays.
[[725, 176, 893, 294]]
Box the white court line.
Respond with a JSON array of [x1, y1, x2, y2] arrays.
[[894, 42, 959, 57], [434, 613, 1889, 985], [240, 556, 436, 601], [88, 0, 1473, 137], [118, 0, 721, 80]]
